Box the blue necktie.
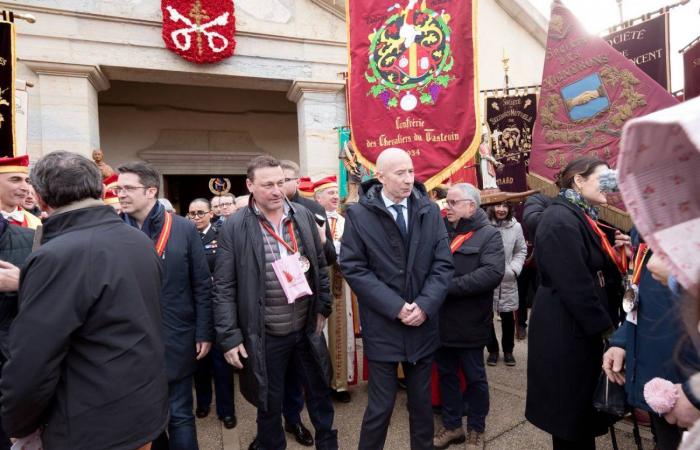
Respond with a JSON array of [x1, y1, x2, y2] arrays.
[[390, 204, 408, 241]]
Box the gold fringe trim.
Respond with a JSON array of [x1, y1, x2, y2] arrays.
[[345, 0, 481, 192], [526, 173, 632, 231]]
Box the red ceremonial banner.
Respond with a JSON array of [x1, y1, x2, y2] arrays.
[[346, 0, 480, 190], [162, 0, 236, 64], [683, 38, 700, 101], [530, 0, 677, 184]]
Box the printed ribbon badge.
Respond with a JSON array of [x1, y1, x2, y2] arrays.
[[366, 0, 454, 111]]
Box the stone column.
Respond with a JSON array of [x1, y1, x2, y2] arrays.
[[25, 62, 110, 159], [287, 80, 346, 178]]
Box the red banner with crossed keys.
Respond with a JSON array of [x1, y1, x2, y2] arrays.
[[161, 0, 236, 64]]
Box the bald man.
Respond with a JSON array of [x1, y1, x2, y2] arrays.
[[340, 148, 453, 450]]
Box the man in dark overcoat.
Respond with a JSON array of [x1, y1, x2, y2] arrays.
[[340, 148, 453, 450], [119, 161, 213, 450]]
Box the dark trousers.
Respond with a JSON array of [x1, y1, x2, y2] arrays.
[[517, 265, 537, 329], [282, 358, 305, 425], [168, 376, 199, 450], [359, 357, 433, 450], [435, 347, 489, 433], [258, 331, 337, 450], [551, 435, 595, 450], [487, 312, 515, 354], [650, 413, 683, 450], [194, 347, 235, 418]]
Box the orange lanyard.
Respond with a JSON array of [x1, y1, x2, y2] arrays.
[[329, 217, 338, 240], [584, 215, 628, 274], [155, 212, 173, 257], [450, 232, 474, 254], [260, 220, 298, 254], [631, 243, 649, 286]]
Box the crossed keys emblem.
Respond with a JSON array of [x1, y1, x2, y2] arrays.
[[166, 0, 230, 55]]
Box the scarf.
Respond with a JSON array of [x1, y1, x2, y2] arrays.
[[124, 202, 164, 241], [559, 188, 599, 220]]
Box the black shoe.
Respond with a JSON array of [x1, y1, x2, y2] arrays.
[[487, 352, 498, 366], [504, 352, 516, 366], [284, 422, 314, 446], [195, 407, 210, 418], [219, 415, 237, 429], [248, 438, 260, 450], [516, 326, 527, 340], [332, 390, 352, 403]]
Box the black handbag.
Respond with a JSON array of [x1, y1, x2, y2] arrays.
[[592, 372, 628, 418]]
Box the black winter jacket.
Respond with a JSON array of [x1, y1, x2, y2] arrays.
[[339, 179, 453, 363], [1, 205, 168, 449], [213, 200, 332, 411], [441, 209, 505, 348]]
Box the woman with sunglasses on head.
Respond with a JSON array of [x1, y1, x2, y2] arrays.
[[525, 156, 629, 450]]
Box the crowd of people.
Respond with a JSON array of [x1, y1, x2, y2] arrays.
[[0, 144, 696, 450]]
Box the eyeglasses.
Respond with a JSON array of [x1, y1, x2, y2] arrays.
[[284, 177, 299, 183], [187, 211, 210, 218], [111, 185, 147, 195], [446, 199, 471, 208], [219, 202, 234, 207]]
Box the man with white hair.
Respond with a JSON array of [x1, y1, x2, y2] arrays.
[[340, 147, 453, 450], [434, 184, 504, 449]]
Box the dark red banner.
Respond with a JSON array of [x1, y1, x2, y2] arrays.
[[162, 0, 236, 64], [684, 39, 700, 100], [0, 19, 15, 157], [530, 0, 677, 183], [347, 0, 479, 189], [485, 94, 536, 193], [604, 14, 670, 91]]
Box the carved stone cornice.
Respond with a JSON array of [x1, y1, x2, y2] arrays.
[[23, 61, 111, 91], [286, 80, 345, 103]]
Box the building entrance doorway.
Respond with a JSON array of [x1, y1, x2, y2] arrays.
[[163, 175, 247, 215]]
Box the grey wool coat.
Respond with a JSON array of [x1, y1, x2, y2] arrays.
[[492, 218, 527, 313]]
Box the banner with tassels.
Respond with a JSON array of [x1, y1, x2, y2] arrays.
[[0, 13, 15, 157], [346, 0, 480, 190]]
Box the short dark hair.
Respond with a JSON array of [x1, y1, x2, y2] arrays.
[[30, 151, 103, 209], [117, 161, 161, 196], [189, 198, 211, 210], [247, 156, 281, 181], [487, 202, 513, 222], [555, 156, 608, 190]]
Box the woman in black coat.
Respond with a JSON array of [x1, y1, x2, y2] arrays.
[[525, 156, 627, 450]]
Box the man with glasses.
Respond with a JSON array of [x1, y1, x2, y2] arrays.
[[218, 193, 237, 219], [187, 199, 237, 430], [433, 184, 504, 450], [117, 162, 214, 450]]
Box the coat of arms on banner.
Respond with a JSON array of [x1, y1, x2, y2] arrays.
[[365, 0, 455, 111], [161, 0, 236, 64]]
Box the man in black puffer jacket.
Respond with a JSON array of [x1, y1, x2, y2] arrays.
[[433, 184, 505, 450]]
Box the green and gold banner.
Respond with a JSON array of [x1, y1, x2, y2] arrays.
[[0, 17, 16, 157]]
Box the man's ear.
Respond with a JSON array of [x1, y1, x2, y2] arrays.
[[35, 192, 52, 215], [246, 178, 253, 193]]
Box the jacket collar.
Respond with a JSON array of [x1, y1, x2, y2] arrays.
[[41, 203, 121, 244], [359, 178, 431, 216], [124, 201, 164, 240], [446, 208, 490, 235], [551, 197, 606, 254]]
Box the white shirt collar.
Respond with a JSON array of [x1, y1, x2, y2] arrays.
[[380, 189, 408, 210], [202, 224, 211, 235]]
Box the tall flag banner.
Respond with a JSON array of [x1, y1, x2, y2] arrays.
[[0, 17, 16, 158], [162, 0, 236, 64], [485, 94, 537, 193], [530, 0, 677, 218], [603, 14, 671, 91], [346, 0, 480, 190], [683, 38, 700, 100]]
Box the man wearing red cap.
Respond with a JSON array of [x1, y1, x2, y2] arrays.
[[0, 156, 41, 229], [314, 176, 357, 403], [102, 174, 121, 213]]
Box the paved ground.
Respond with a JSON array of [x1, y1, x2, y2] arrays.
[[195, 330, 653, 449]]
